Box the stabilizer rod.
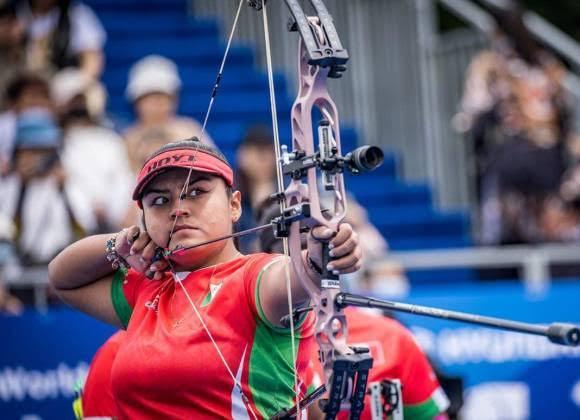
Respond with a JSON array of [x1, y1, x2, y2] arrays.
[[335, 293, 580, 347]]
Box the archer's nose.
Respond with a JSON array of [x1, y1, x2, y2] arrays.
[[171, 206, 190, 219]]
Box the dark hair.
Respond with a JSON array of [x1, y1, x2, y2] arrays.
[[239, 124, 274, 148], [4, 73, 50, 105], [0, 2, 16, 17], [484, 0, 542, 65], [146, 136, 231, 167], [235, 126, 276, 207], [50, 0, 72, 69]]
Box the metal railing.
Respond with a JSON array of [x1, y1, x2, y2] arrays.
[[4, 243, 580, 311], [390, 243, 580, 296]]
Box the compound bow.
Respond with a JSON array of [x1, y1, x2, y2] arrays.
[[162, 1, 579, 419]]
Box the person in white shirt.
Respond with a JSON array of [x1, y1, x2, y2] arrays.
[[16, 0, 106, 79], [52, 67, 133, 232], [0, 107, 95, 264]]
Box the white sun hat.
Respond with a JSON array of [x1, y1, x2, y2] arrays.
[[51, 67, 107, 118], [126, 55, 182, 102]]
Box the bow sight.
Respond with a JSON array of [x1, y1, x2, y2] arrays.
[[280, 125, 385, 185]]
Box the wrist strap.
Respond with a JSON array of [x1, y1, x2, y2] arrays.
[[105, 231, 130, 271]]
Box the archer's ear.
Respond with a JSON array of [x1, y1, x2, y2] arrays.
[[230, 190, 242, 223]]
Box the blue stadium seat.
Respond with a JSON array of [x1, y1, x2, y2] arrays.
[[87, 0, 186, 11], [374, 213, 467, 239], [103, 18, 218, 38], [103, 69, 287, 99], [348, 180, 432, 207], [90, 0, 476, 274], [106, 42, 255, 67], [406, 268, 477, 284], [388, 235, 473, 250]]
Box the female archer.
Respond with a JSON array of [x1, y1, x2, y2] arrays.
[[49, 137, 363, 418]]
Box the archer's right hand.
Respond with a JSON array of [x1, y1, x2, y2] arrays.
[[115, 226, 169, 280]]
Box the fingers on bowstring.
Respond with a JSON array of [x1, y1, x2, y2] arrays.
[[147, 248, 170, 280], [125, 226, 141, 245], [130, 229, 150, 256], [141, 241, 158, 263]]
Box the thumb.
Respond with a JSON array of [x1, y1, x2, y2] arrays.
[[310, 226, 334, 242]]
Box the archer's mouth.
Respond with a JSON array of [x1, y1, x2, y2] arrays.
[[171, 225, 198, 234]]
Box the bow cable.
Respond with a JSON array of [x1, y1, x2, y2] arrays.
[[164, 1, 259, 418], [261, 1, 302, 417]]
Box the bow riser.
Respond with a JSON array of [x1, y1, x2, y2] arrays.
[[290, 41, 347, 229]]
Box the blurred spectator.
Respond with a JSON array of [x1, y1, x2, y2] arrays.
[[0, 108, 95, 265], [0, 72, 52, 173], [0, 3, 25, 101], [235, 125, 277, 252], [346, 197, 389, 260], [129, 127, 173, 174], [120, 127, 174, 227], [455, 1, 574, 245], [0, 282, 23, 314], [537, 164, 580, 242], [52, 67, 132, 232], [15, 0, 106, 79], [124, 55, 214, 172]]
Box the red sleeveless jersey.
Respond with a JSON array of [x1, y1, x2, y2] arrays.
[[306, 307, 449, 419], [110, 253, 315, 419]]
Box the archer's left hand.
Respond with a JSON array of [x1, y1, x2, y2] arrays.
[[306, 223, 362, 275]]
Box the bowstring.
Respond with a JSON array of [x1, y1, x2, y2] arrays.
[[164, 1, 258, 418], [167, 0, 244, 242], [261, 2, 301, 418]]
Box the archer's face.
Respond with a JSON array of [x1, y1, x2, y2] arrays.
[[141, 168, 241, 261]]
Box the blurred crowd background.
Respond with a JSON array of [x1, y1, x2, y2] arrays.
[[1, 0, 580, 310], [1, 0, 580, 418]]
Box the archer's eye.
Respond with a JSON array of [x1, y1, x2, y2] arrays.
[[152, 196, 169, 206], [181, 189, 202, 200]]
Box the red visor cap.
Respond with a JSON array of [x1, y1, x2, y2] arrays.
[[132, 148, 234, 201]]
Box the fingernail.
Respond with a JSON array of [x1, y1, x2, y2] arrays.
[[333, 270, 340, 275], [326, 264, 334, 271], [328, 244, 335, 250], [130, 248, 135, 255], [328, 250, 335, 257]]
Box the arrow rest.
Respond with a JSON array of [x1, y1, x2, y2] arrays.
[[271, 202, 312, 238]]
